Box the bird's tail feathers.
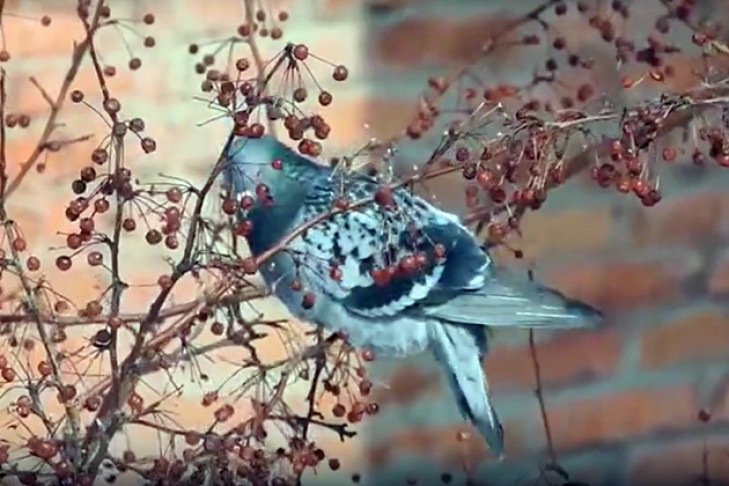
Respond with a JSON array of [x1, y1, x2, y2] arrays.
[[428, 271, 602, 329], [428, 320, 504, 456]]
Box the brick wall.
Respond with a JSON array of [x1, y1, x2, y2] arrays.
[[2, 1, 729, 486], [353, 2, 729, 486]]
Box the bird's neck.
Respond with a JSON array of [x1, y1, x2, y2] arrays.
[[245, 181, 308, 256]]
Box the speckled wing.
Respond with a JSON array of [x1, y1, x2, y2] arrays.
[[286, 174, 492, 319]]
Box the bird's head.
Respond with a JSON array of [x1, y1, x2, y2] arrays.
[[222, 134, 321, 205]]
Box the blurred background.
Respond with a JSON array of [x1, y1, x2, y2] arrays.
[[2, 0, 729, 485]]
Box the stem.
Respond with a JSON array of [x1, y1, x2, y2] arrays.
[[529, 329, 556, 467], [3, 221, 83, 467], [243, 0, 276, 137], [4, 31, 95, 197], [0, 68, 6, 212]]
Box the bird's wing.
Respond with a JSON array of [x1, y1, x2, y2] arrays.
[[287, 175, 491, 319]]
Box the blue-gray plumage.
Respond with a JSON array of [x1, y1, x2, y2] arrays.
[[222, 134, 602, 456]]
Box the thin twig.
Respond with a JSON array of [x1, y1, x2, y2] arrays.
[[243, 0, 276, 137], [5, 33, 95, 196], [529, 329, 556, 467]]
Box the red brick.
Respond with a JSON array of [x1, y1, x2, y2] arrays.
[[328, 0, 420, 13], [362, 98, 417, 141], [367, 419, 523, 469], [544, 260, 684, 310], [708, 255, 729, 296], [631, 192, 729, 246], [372, 14, 520, 66], [493, 207, 613, 261], [371, 363, 441, 406], [484, 328, 621, 391], [547, 385, 697, 451], [630, 437, 729, 486], [640, 311, 729, 368]]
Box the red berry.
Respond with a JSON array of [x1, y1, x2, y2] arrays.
[[37, 361, 52, 376], [146, 229, 162, 245], [698, 408, 712, 422], [346, 410, 362, 423], [293, 44, 309, 60], [318, 91, 333, 106], [94, 199, 110, 213], [1, 367, 15, 382], [359, 379, 372, 395], [26, 256, 40, 271], [240, 194, 255, 209], [158, 275, 173, 290], [716, 153, 729, 167], [374, 185, 394, 208], [79, 217, 95, 233], [370, 268, 390, 286], [12, 237, 26, 252], [293, 87, 308, 103], [222, 198, 237, 215], [332, 404, 346, 417], [235, 58, 250, 71], [123, 218, 136, 232], [234, 219, 253, 236], [476, 169, 494, 188], [255, 183, 270, 201], [332, 65, 348, 81], [85, 396, 101, 411], [214, 404, 234, 422], [56, 256, 72, 271], [210, 321, 224, 335], [433, 243, 446, 260], [141, 137, 156, 153], [398, 255, 417, 275], [301, 291, 316, 309], [329, 266, 342, 281]]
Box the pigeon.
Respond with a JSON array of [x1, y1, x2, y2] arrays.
[[222, 134, 602, 455]]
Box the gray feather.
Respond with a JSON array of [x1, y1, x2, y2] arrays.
[[425, 270, 602, 328], [428, 320, 504, 456]]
